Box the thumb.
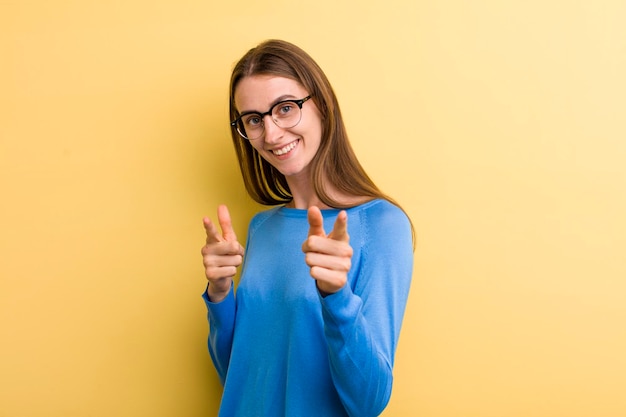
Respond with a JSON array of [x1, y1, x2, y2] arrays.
[[328, 210, 349, 242], [307, 206, 326, 237], [217, 204, 237, 242]]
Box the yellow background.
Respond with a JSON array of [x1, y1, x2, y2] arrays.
[[2, 1, 625, 416]]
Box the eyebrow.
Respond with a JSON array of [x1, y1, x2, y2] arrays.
[[238, 94, 300, 115]]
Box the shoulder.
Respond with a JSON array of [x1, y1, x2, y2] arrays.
[[350, 199, 411, 231], [247, 206, 281, 234], [347, 199, 413, 249], [250, 206, 280, 223]]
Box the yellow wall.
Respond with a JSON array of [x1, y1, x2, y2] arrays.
[[2, 1, 625, 416]]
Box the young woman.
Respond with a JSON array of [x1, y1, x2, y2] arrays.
[[201, 39, 414, 417]]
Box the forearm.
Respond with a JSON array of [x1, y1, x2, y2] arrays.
[[320, 286, 394, 417], [203, 283, 236, 385]]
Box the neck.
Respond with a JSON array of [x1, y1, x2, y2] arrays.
[[284, 174, 328, 209], [285, 175, 371, 210]]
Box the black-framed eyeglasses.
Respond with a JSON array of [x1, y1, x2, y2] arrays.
[[230, 95, 312, 140]]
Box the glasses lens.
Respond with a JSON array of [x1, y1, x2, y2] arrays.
[[272, 101, 302, 129], [237, 114, 263, 140], [235, 99, 305, 140]]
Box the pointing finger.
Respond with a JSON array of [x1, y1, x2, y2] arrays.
[[217, 205, 237, 242], [328, 210, 349, 242], [307, 206, 326, 237], [203, 216, 224, 244]]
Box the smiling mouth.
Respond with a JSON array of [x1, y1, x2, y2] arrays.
[[272, 140, 298, 156]]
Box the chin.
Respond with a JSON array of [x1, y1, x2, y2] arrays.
[[278, 165, 308, 178]]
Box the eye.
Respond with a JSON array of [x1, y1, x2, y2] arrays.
[[243, 114, 263, 127], [275, 102, 294, 117]]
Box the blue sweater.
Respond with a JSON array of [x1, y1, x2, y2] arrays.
[[203, 199, 413, 417]]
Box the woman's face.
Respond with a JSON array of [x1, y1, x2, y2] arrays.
[[234, 75, 323, 180]]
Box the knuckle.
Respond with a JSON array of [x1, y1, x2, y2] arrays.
[[206, 266, 236, 281], [310, 265, 321, 279], [205, 267, 218, 280], [202, 252, 216, 265], [228, 241, 242, 254], [201, 244, 216, 256], [341, 259, 351, 272], [331, 271, 347, 286]]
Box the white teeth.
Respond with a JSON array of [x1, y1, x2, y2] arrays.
[[273, 141, 297, 156]]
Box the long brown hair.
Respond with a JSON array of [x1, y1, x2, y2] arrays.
[[229, 39, 400, 210]]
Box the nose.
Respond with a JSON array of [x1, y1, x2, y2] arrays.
[[262, 115, 284, 144]]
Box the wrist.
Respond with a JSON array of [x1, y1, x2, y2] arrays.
[[316, 280, 343, 298], [207, 280, 231, 302]]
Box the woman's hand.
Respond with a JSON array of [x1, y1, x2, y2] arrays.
[[201, 205, 244, 302], [302, 207, 353, 295]]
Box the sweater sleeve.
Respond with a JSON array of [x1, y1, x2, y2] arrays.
[[202, 283, 236, 385], [319, 205, 413, 417]]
